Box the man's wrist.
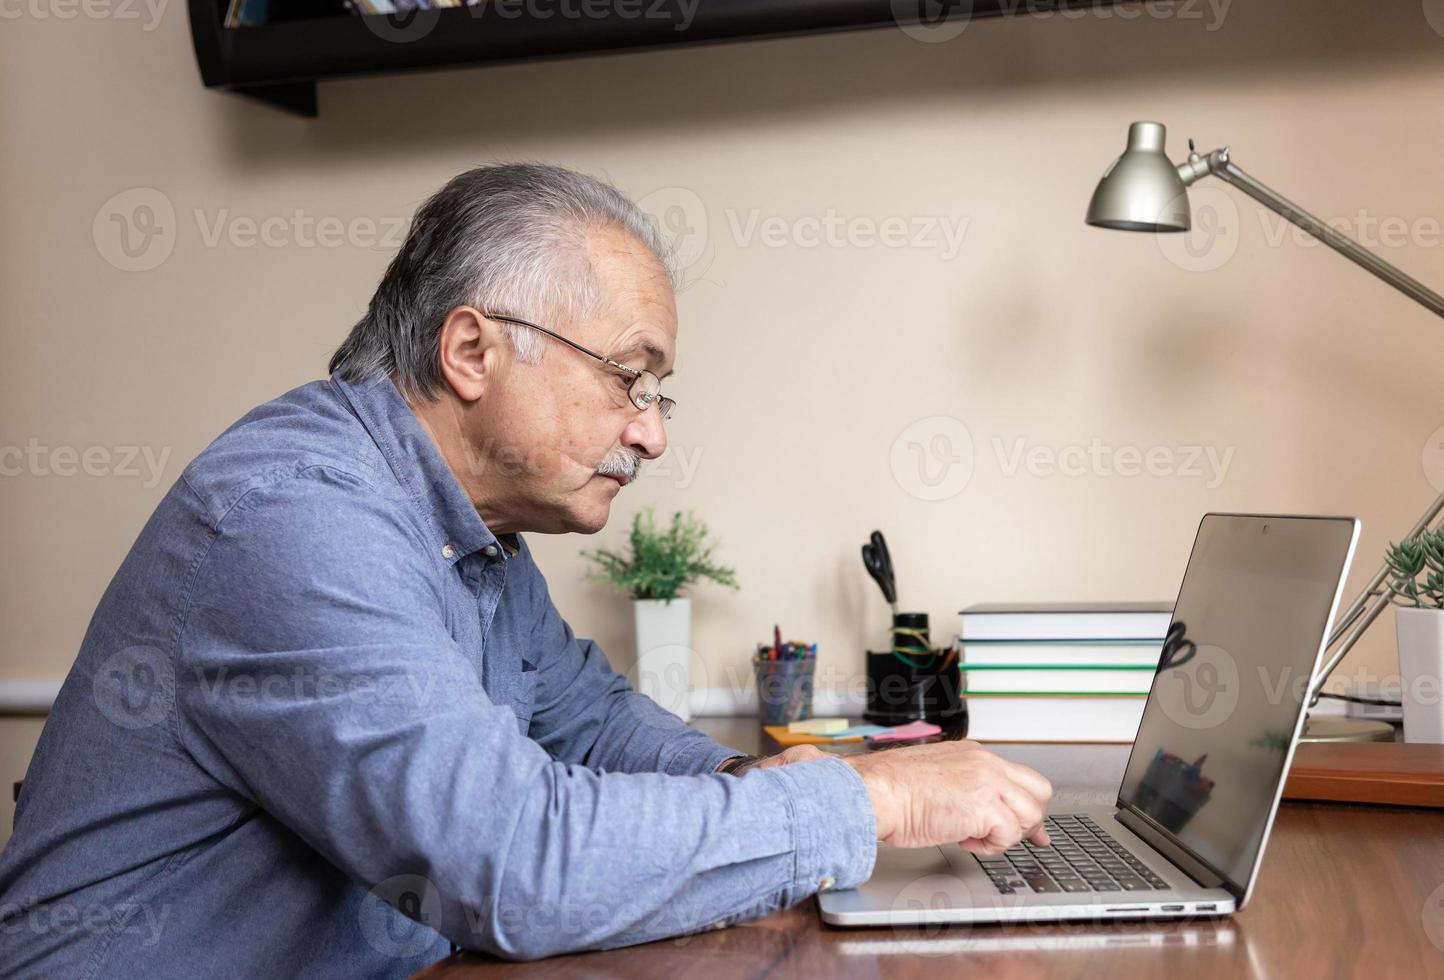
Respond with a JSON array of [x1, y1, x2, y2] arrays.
[[715, 753, 764, 776], [842, 756, 895, 842]]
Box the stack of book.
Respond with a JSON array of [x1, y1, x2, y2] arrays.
[[958, 603, 1173, 742]]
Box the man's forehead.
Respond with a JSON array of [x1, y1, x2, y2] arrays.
[[581, 225, 677, 371]]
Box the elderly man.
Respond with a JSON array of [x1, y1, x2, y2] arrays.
[[0, 165, 1051, 976]]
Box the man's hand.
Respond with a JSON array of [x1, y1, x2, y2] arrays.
[[843, 740, 1053, 855], [750, 744, 830, 770]]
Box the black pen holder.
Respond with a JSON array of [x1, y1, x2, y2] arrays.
[[863, 613, 967, 736]]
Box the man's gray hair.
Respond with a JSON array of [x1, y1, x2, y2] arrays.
[[329, 163, 672, 401]]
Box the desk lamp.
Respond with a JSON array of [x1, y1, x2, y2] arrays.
[[1086, 121, 1444, 742]]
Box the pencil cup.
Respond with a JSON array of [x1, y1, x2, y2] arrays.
[[753, 652, 815, 726]]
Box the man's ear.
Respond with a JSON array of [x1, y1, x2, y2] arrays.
[[436, 306, 509, 403]]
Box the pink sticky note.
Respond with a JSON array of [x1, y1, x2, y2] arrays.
[[868, 720, 942, 742]]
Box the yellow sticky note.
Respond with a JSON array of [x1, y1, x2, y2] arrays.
[[786, 717, 848, 735]]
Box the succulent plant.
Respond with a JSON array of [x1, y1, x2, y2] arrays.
[[1384, 527, 1444, 608]]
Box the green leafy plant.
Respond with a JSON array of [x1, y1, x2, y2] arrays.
[[1384, 527, 1444, 608], [582, 507, 739, 602]]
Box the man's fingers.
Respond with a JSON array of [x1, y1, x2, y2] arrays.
[[958, 837, 1002, 856], [996, 782, 1047, 846], [976, 798, 1027, 853], [998, 759, 1053, 805]]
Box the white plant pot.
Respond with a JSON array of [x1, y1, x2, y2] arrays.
[[630, 597, 693, 722], [1395, 605, 1444, 744]]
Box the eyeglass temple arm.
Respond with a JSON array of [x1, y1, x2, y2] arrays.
[[483, 311, 640, 377]]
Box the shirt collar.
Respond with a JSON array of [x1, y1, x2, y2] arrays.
[[331, 373, 499, 563]]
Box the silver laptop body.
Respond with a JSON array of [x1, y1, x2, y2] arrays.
[[819, 513, 1360, 927]]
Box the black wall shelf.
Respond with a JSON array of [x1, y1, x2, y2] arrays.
[[189, 0, 1119, 117]]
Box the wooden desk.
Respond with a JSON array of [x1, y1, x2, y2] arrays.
[[416, 717, 1444, 978]]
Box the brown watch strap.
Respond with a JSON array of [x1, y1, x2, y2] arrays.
[[717, 753, 764, 776]]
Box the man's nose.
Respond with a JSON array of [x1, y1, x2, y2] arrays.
[[621, 405, 668, 461]]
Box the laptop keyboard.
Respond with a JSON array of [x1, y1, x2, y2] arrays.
[[975, 814, 1169, 895]]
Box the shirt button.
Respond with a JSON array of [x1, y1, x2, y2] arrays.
[[819, 875, 837, 892], [440, 544, 456, 560], [483, 544, 499, 558]]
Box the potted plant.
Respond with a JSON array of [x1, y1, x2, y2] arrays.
[[583, 508, 738, 721], [1384, 528, 1444, 743]]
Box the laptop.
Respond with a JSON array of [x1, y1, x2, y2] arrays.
[[819, 513, 1360, 926]]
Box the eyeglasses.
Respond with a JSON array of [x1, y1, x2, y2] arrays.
[[482, 311, 675, 420]]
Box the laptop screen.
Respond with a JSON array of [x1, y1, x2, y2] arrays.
[[1117, 514, 1358, 892]]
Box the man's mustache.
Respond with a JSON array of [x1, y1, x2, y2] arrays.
[[596, 448, 642, 480]]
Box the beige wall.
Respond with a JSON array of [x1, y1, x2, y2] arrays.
[[3, 3, 1443, 842]]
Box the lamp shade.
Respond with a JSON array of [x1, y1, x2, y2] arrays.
[[1085, 121, 1191, 233]]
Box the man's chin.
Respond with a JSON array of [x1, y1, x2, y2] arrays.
[[562, 478, 621, 534]]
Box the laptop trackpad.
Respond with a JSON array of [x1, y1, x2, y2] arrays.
[[837, 843, 978, 917], [873, 842, 955, 876]]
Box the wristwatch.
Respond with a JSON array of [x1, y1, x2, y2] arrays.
[[715, 753, 764, 777]]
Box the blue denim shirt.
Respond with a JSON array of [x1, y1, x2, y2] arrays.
[[0, 375, 876, 977]]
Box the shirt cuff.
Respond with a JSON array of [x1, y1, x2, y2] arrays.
[[670, 738, 750, 779], [765, 755, 878, 896]]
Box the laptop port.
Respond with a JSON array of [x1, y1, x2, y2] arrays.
[[1195, 904, 1217, 912], [1161, 905, 1185, 912]]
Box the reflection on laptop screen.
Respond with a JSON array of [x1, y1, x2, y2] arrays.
[[1117, 515, 1356, 888]]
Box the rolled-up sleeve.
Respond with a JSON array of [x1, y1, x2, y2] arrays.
[[174, 468, 878, 961]]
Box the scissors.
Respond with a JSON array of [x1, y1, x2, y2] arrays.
[[1157, 620, 1197, 670], [861, 530, 898, 615]]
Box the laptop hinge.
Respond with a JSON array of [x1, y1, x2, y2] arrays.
[[1115, 807, 1231, 893]]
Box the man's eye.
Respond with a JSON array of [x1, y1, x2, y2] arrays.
[[612, 374, 632, 391]]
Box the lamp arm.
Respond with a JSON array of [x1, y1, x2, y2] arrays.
[[1180, 148, 1444, 317], [1178, 147, 1444, 702]]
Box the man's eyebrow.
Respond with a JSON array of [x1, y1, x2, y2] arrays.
[[613, 338, 674, 379]]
